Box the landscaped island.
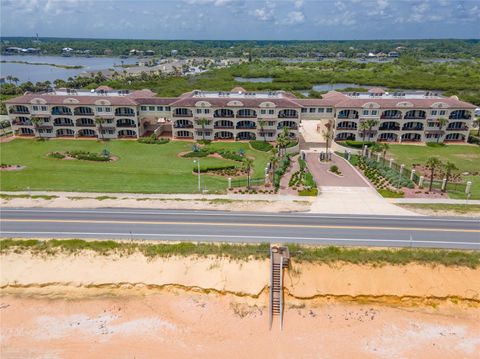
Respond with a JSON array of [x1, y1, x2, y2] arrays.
[[0, 59, 83, 69]]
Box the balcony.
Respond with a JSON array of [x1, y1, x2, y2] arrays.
[[173, 124, 193, 129], [214, 125, 234, 129], [9, 110, 30, 115], [117, 123, 136, 128], [173, 113, 193, 117], [12, 120, 32, 126], [403, 116, 426, 120], [380, 115, 402, 120], [336, 126, 357, 131], [446, 126, 468, 131], [236, 125, 257, 130], [54, 122, 74, 127], [379, 126, 400, 131], [402, 126, 423, 131]]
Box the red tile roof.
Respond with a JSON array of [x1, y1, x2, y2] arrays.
[[4, 93, 139, 106]]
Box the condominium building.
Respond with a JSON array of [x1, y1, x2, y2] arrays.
[[5, 86, 475, 143]]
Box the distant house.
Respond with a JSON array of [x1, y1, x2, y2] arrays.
[[145, 50, 155, 56], [171, 50, 178, 56], [388, 51, 400, 58]]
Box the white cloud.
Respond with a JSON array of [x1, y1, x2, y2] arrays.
[[277, 11, 305, 25], [253, 7, 274, 21], [293, 0, 304, 9]]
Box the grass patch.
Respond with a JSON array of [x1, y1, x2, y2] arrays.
[[378, 189, 404, 198], [0, 193, 58, 200], [3, 239, 478, 268], [397, 203, 480, 214], [249, 140, 273, 152], [0, 139, 269, 193]]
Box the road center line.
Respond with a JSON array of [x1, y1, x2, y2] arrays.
[[2, 218, 479, 233]]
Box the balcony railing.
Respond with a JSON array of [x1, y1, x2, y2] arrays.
[[337, 115, 359, 119], [12, 120, 32, 126], [236, 125, 257, 129], [173, 113, 193, 117], [380, 115, 402, 120], [379, 126, 400, 131], [214, 125, 234, 129], [117, 123, 136, 128], [76, 122, 95, 127], [278, 114, 298, 119], [402, 126, 423, 131], [54, 122, 74, 127], [213, 114, 234, 118], [9, 110, 30, 115], [174, 124, 193, 128], [404, 116, 426, 120], [74, 111, 94, 116], [51, 111, 72, 116], [446, 126, 468, 131], [336, 126, 357, 130], [236, 114, 256, 118]]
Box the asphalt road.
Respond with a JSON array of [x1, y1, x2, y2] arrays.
[[1, 208, 479, 249]]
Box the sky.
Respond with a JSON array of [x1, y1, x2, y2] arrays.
[[1, 0, 479, 40]]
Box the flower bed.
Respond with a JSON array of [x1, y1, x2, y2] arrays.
[[48, 150, 113, 162], [355, 156, 414, 191]]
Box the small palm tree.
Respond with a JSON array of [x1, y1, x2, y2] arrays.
[[95, 116, 106, 141], [437, 117, 448, 143], [425, 156, 442, 192], [6, 75, 13, 84], [269, 147, 279, 184], [371, 142, 390, 163], [243, 158, 254, 189], [259, 120, 267, 142], [12, 77, 19, 86], [30, 117, 41, 138], [443, 161, 458, 193], [197, 118, 209, 141], [359, 121, 369, 142], [322, 120, 334, 155], [365, 119, 379, 142]]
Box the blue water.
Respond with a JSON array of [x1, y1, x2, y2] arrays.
[[234, 77, 273, 83], [0, 55, 138, 83]]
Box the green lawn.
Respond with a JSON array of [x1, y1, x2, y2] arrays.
[[387, 144, 480, 199], [0, 139, 270, 193]]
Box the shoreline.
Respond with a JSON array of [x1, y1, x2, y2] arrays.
[[1, 59, 83, 69]]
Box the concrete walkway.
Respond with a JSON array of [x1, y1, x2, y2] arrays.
[[310, 186, 418, 216], [391, 198, 480, 205]]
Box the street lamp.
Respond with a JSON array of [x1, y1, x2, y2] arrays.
[[193, 159, 201, 192]]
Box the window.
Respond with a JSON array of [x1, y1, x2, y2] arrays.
[[260, 109, 266, 114], [106, 119, 114, 124], [301, 108, 307, 113], [371, 110, 377, 115], [440, 110, 446, 116], [149, 106, 155, 111], [268, 121, 275, 126], [165, 107, 171, 111], [105, 107, 111, 112], [157, 106, 163, 111], [363, 110, 369, 115], [326, 108, 333, 113], [431, 110, 437, 116], [33, 105, 39, 111], [309, 108, 316, 113], [43, 118, 49, 123], [41, 106, 47, 111], [141, 106, 147, 111], [196, 109, 202, 114], [268, 109, 274, 115], [205, 109, 210, 114], [318, 108, 325, 113], [97, 107, 104, 112]]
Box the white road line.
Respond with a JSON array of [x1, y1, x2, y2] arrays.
[[1, 208, 478, 223], [1, 231, 479, 247]]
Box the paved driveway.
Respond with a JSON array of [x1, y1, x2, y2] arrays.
[[305, 153, 369, 187]]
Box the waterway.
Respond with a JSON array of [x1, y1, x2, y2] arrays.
[[0, 55, 137, 83]]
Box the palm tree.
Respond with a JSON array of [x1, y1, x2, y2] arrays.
[[259, 120, 267, 142], [371, 142, 390, 163], [269, 147, 279, 184], [425, 156, 442, 192], [276, 127, 289, 157], [437, 117, 448, 143], [197, 118, 209, 141], [322, 120, 334, 155], [365, 119, 379, 142], [12, 77, 19, 86], [243, 158, 254, 189], [0, 120, 11, 137], [473, 117, 480, 136], [95, 116, 106, 141], [6, 75, 13, 84], [30, 117, 41, 138], [359, 121, 369, 142], [443, 161, 458, 193]]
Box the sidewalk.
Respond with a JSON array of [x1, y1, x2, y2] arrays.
[[391, 198, 480, 205]]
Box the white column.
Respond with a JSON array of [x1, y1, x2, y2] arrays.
[[376, 153, 381, 162], [399, 164, 405, 176], [389, 158, 394, 168], [419, 176, 424, 188], [410, 169, 416, 181], [465, 181, 472, 194], [441, 178, 447, 191], [228, 177, 232, 189]]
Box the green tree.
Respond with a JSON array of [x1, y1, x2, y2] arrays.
[[259, 120, 267, 142], [269, 147, 279, 184], [437, 117, 448, 143], [95, 116, 106, 141], [243, 157, 254, 189], [359, 121, 369, 142], [425, 156, 442, 192], [365, 119, 379, 142], [473, 117, 480, 136], [322, 120, 334, 155], [30, 117, 42, 138], [197, 118, 209, 141], [0, 120, 11, 137], [443, 161, 458, 193]]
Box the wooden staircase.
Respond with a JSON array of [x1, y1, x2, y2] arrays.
[[269, 245, 290, 330]]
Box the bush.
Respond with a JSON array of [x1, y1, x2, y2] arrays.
[[378, 189, 405, 198], [286, 140, 298, 148], [273, 155, 291, 189], [194, 164, 236, 173], [66, 150, 110, 162], [183, 150, 210, 158], [249, 140, 273, 152], [329, 165, 341, 175], [197, 139, 211, 145], [468, 134, 480, 145], [298, 188, 318, 196], [426, 142, 445, 147], [137, 134, 170, 145], [217, 150, 244, 161], [343, 140, 374, 149], [48, 152, 65, 159]]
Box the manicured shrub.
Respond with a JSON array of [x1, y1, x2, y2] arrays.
[[249, 140, 273, 152], [298, 188, 318, 196], [183, 150, 210, 158], [194, 164, 236, 173], [48, 152, 65, 159], [343, 140, 374, 149], [137, 134, 170, 145], [66, 150, 110, 162], [329, 165, 341, 175], [217, 150, 244, 161]]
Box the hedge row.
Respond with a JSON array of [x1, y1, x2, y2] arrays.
[[250, 140, 273, 152], [194, 164, 236, 173]]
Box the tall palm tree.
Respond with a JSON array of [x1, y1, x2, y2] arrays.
[[6, 75, 13, 84], [269, 147, 279, 184], [243, 157, 254, 189], [30, 117, 42, 138], [437, 117, 448, 143], [259, 120, 267, 142], [276, 127, 289, 157], [443, 161, 458, 193], [197, 118, 209, 141], [322, 120, 334, 155], [12, 77, 19, 86], [473, 117, 480, 136], [425, 156, 442, 192], [359, 121, 369, 142], [95, 116, 106, 141], [365, 119, 379, 142]]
